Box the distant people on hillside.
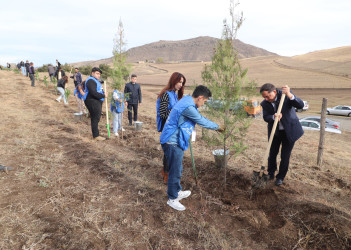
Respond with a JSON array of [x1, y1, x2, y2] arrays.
[[7, 63, 10, 68], [110, 86, 127, 137], [156, 72, 186, 184], [16, 63, 21, 70], [56, 75, 69, 105], [55, 67, 65, 81], [74, 80, 86, 115], [28, 62, 35, 87], [20, 61, 26, 76], [70, 68, 82, 87], [0, 65, 3, 70], [47, 64, 55, 82], [25, 60, 30, 77], [124, 74, 142, 126], [83, 67, 107, 141]]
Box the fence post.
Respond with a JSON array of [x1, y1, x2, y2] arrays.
[[317, 98, 327, 166]]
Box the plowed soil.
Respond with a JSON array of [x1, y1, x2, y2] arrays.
[[0, 70, 350, 249]]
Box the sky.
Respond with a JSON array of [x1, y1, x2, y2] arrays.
[[1, 0, 351, 66]]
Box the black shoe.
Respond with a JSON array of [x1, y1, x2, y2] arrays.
[[129, 123, 133, 126], [275, 178, 283, 186], [269, 174, 275, 180]]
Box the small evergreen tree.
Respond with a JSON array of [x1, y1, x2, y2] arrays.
[[111, 19, 131, 138], [201, 0, 256, 188]]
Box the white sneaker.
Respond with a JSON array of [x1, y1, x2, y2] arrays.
[[56, 99, 61, 103], [114, 132, 119, 136], [167, 199, 185, 211], [121, 128, 125, 131], [177, 190, 191, 200]]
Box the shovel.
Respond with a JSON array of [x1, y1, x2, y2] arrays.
[[252, 93, 286, 188]]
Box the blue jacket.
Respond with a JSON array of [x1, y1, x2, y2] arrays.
[[261, 89, 304, 143], [110, 90, 125, 113], [74, 83, 84, 99], [156, 91, 178, 132], [160, 95, 218, 151], [83, 76, 104, 101]]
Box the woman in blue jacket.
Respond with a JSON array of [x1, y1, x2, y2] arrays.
[[156, 72, 186, 183]]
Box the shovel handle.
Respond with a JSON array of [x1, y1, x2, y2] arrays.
[[104, 81, 110, 138], [261, 93, 286, 167]]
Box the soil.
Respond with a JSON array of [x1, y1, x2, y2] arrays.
[[0, 70, 350, 249]]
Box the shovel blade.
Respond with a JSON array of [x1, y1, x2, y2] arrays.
[[252, 169, 269, 188]]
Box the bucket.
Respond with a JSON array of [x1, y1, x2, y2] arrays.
[[73, 112, 83, 121], [212, 149, 229, 168], [134, 121, 143, 131]]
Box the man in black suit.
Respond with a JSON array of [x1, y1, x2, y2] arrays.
[[124, 74, 142, 126], [260, 83, 304, 186]]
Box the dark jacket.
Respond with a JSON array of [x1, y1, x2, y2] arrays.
[[261, 89, 304, 143], [70, 72, 82, 87], [25, 63, 30, 71], [28, 66, 35, 74], [54, 69, 65, 79], [124, 82, 142, 104], [57, 78, 66, 89]]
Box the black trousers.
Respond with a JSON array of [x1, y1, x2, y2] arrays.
[[85, 99, 102, 138], [268, 130, 295, 180], [29, 74, 35, 86], [127, 103, 138, 123]]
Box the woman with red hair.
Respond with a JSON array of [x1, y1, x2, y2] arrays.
[[157, 72, 186, 183]]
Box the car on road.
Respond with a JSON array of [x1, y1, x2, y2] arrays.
[[295, 100, 309, 112], [327, 105, 351, 117], [299, 120, 341, 134], [299, 116, 340, 129]]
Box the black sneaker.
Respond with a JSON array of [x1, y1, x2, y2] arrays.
[[269, 174, 275, 180], [129, 123, 133, 126], [275, 178, 283, 186]]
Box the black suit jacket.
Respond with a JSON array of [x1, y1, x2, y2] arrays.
[[261, 89, 304, 143]]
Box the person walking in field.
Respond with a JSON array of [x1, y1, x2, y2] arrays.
[[28, 62, 35, 87], [56, 75, 69, 105], [47, 64, 55, 82], [156, 72, 186, 184], [111, 87, 127, 136], [160, 85, 225, 211], [83, 67, 108, 141], [260, 83, 304, 186], [25, 60, 30, 77], [124, 74, 142, 126], [70, 67, 82, 87]]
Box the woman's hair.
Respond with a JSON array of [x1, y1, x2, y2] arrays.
[[62, 75, 68, 82], [158, 72, 186, 100]]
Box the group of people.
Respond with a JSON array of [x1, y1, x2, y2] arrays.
[[13, 61, 304, 211], [155, 73, 304, 211]]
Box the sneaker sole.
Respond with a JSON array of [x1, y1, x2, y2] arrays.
[[167, 201, 185, 211]]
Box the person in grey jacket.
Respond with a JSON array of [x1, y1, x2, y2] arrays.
[[47, 64, 55, 82], [124, 74, 142, 126]]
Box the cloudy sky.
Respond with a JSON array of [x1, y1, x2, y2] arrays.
[[1, 0, 350, 66]]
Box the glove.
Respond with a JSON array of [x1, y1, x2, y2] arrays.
[[217, 124, 226, 133]]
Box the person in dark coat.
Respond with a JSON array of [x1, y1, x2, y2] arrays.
[[28, 62, 35, 87], [260, 83, 304, 186], [47, 64, 55, 82], [124, 74, 142, 126], [24, 60, 30, 77], [84, 67, 108, 141]]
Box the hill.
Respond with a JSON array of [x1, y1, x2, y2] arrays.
[[71, 36, 277, 67]]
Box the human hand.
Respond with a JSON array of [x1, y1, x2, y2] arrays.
[[281, 85, 293, 99], [274, 113, 282, 121], [217, 124, 226, 133]]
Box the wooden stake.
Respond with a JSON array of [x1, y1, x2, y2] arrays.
[[104, 81, 110, 138], [317, 98, 327, 166]]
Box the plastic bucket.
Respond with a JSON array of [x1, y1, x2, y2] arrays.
[[212, 149, 229, 168], [73, 112, 83, 121], [134, 121, 143, 131]]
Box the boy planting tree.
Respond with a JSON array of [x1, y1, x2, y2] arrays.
[[160, 85, 225, 211]]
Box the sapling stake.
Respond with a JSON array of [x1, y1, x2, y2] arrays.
[[104, 81, 110, 138], [189, 140, 198, 185]]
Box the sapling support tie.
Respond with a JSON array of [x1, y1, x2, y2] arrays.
[[104, 81, 110, 138], [189, 140, 198, 185]]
